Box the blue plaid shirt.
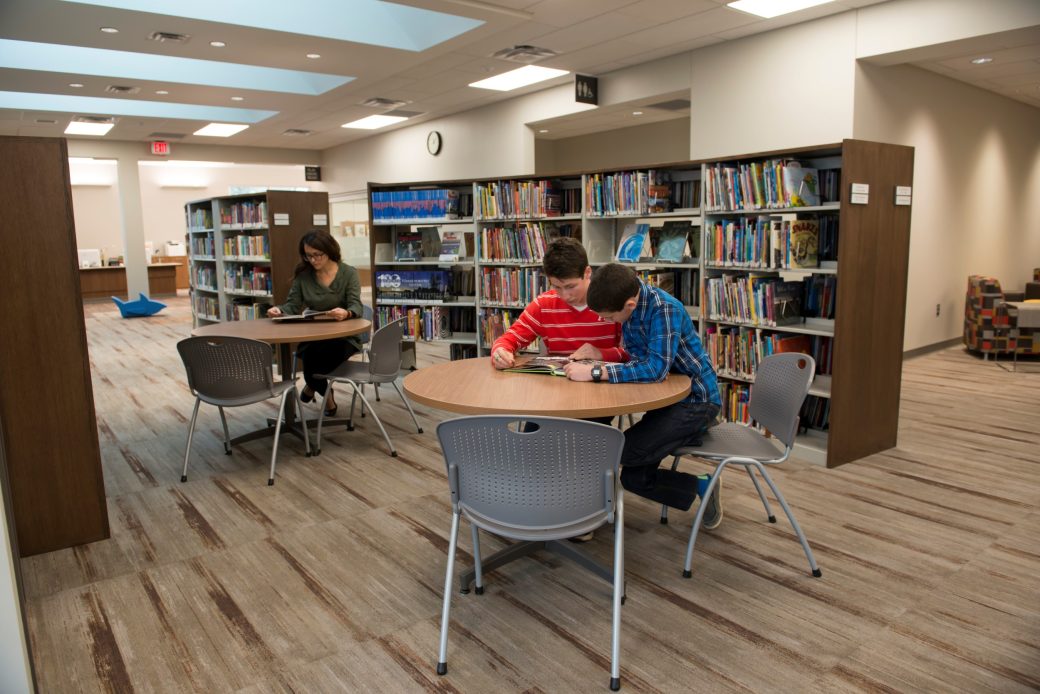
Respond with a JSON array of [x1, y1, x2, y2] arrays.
[[603, 283, 720, 406]]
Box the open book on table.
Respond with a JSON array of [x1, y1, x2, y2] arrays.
[[271, 308, 335, 323], [504, 355, 605, 377]]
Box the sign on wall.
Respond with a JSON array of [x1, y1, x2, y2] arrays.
[[575, 74, 598, 105]]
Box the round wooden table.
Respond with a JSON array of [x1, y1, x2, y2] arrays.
[[191, 317, 371, 445], [403, 356, 691, 418]]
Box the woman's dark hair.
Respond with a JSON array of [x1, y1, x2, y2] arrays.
[[293, 230, 341, 278], [587, 263, 641, 312], [542, 237, 588, 280]]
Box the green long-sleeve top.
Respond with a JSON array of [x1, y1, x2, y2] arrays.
[[277, 262, 364, 350]]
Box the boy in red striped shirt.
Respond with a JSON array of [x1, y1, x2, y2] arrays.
[[491, 237, 627, 368]]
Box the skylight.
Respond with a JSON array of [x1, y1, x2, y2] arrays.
[[0, 39, 353, 95], [65, 121, 114, 136], [341, 115, 409, 130], [726, 0, 836, 19], [193, 123, 249, 137], [0, 91, 276, 122], [468, 66, 570, 92], [62, 0, 484, 52]]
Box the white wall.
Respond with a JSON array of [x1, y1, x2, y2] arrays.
[[0, 492, 32, 694], [689, 12, 858, 159], [853, 61, 1040, 350], [536, 118, 690, 174]]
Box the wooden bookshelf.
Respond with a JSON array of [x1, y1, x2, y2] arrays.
[[186, 190, 330, 326]]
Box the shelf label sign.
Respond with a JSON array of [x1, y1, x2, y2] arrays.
[[313, 213, 328, 226], [894, 186, 912, 206], [305, 165, 321, 181], [274, 213, 290, 226], [850, 182, 869, 205]]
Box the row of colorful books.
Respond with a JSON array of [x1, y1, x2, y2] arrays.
[[800, 395, 830, 431], [803, 275, 837, 319], [616, 220, 699, 263], [479, 266, 548, 307], [193, 294, 218, 319], [219, 200, 268, 227], [377, 305, 472, 341], [717, 381, 751, 425], [479, 307, 519, 347], [226, 300, 269, 322], [372, 189, 464, 222], [192, 265, 216, 289], [223, 267, 272, 295], [706, 215, 829, 269], [707, 328, 833, 381], [638, 268, 699, 307], [222, 234, 269, 258], [585, 169, 671, 216], [190, 237, 215, 257], [705, 275, 804, 327], [704, 159, 840, 211], [475, 179, 570, 219], [188, 207, 213, 230], [479, 224, 550, 262]]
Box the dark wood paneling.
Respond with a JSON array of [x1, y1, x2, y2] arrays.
[[829, 139, 914, 467], [266, 190, 330, 306], [0, 136, 108, 555]]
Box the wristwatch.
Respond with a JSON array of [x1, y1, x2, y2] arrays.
[[591, 365, 603, 382]]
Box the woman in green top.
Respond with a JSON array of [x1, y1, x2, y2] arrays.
[[267, 231, 363, 416]]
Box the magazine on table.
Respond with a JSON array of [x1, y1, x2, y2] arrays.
[[271, 308, 336, 323], [504, 355, 605, 377]]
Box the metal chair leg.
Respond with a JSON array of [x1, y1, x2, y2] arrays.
[[295, 389, 311, 457], [181, 398, 201, 482], [753, 462, 821, 577], [746, 466, 776, 523], [470, 523, 484, 595], [347, 382, 397, 457], [268, 389, 292, 485], [391, 381, 423, 433], [682, 460, 731, 577], [217, 405, 231, 454], [610, 489, 624, 691], [437, 511, 461, 676]]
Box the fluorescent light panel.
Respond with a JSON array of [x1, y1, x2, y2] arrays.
[[0, 39, 352, 95], [65, 121, 114, 135], [341, 114, 408, 129], [62, 0, 484, 52], [469, 66, 569, 92], [193, 123, 249, 137], [726, 0, 835, 18], [0, 91, 276, 122]]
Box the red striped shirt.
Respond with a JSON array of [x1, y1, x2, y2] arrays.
[[491, 291, 627, 361]]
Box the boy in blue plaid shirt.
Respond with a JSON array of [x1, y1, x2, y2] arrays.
[[564, 263, 723, 526]]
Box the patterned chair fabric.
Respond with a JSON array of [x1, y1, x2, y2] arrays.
[[964, 275, 1040, 355]]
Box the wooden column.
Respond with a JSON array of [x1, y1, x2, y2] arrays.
[[0, 136, 109, 556]]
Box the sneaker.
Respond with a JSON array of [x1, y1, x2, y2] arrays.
[[568, 531, 595, 543], [700, 477, 723, 530]]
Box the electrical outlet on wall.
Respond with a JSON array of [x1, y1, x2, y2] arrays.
[[936, 303, 941, 317]]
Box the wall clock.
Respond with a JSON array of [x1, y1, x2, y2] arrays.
[[426, 130, 442, 155]]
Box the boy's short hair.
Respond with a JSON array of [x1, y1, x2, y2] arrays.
[[587, 263, 641, 312], [542, 237, 588, 280]]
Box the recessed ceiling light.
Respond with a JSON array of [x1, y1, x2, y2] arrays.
[[538, 129, 549, 133], [99, 27, 119, 33], [727, 0, 835, 19], [341, 114, 408, 129], [155, 89, 169, 95], [69, 83, 84, 88], [193, 123, 249, 137], [632, 111, 643, 116], [306, 53, 321, 59], [469, 65, 569, 91], [970, 57, 993, 65], [230, 96, 244, 101], [65, 120, 114, 136], [209, 41, 226, 48]]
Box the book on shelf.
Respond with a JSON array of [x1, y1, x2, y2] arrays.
[[395, 230, 422, 261], [781, 164, 821, 207], [648, 184, 672, 213], [654, 220, 693, 262], [504, 356, 604, 377], [772, 281, 804, 326], [789, 219, 819, 268], [271, 308, 335, 323], [418, 226, 441, 258], [616, 222, 651, 262], [774, 334, 812, 354], [439, 230, 463, 260]]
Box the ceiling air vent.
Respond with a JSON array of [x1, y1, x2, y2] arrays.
[[360, 97, 408, 110], [646, 98, 691, 111], [148, 131, 186, 139], [73, 115, 116, 124], [282, 129, 312, 136], [149, 31, 191, 44], [490, 45, 557, 64], [105, 84, 140, 95], [36, 118, 57, 124], [386, 109, 423, 118]]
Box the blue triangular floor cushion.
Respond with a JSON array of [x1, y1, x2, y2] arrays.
[[112, 292, 167, 318]]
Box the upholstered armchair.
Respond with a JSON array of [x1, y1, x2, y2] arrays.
[[964, 275, 1039, 356]]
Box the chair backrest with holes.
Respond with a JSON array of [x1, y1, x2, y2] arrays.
[[748, 353, 815, 449]]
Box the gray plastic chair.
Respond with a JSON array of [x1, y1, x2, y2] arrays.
[[314, 317, 422, 457], [177, 336, 309, 486], [435, 415, 626, 691], [661, 352, 822, 579]]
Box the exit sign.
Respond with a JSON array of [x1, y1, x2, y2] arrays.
[[151, 141, 170, 156]]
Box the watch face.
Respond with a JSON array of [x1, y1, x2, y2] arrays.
[[426, 130, 442, 155]]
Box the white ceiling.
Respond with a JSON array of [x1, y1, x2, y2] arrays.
[[0, 0, 1036, 151]]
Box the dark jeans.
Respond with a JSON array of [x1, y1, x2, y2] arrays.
[[298, 338, 359, 395], [620, 400, 719, 506]]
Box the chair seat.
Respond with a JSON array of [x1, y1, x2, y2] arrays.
[[320, 360, 397, 384], [197, 379, 296, 408], [674, 421, 785, 463], [462, 505, 606, 543]]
